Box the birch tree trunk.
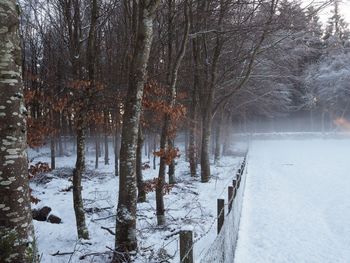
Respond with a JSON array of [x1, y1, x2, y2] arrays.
[[114, 0, 160, 259], [0, 1, 37, 261]]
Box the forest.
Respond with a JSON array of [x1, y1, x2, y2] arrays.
[[1, 0, 350, 262]]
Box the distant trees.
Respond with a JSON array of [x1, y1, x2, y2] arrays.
[[194, 0, 279, 167], [302, 0, 350, 130], [0, 0, 36, 261], [324, 0, 350, 44], [303, 51, 350, 128]]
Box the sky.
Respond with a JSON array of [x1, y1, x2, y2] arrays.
[[322, 0, 350, 23], [306, 0, 350, 25]]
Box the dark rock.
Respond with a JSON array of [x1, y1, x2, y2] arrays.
[[47, 214, 62, 224], [32, 206, 51, 221]]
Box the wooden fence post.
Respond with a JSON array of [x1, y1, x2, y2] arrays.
[[233, 179, 237, 198], [217, 199, 225, 234], [228, 186, 234, 212], [180, 231, 193, 263], [237, 173, 241, 188]]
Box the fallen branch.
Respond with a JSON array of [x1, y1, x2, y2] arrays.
[[79, 251, 111, 260], [164, 230, 181, 240], [51, 251, 74, 256], [101, 226, 115, 235], [85, 206, 113, 213], [91, 214, 116, 222]]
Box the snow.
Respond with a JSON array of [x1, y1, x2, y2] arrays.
[[234, 138, 350, 263], [28, 140, 246, 262], [26, 136, 350, 262]]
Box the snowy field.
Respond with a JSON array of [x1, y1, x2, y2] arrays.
[[235, 139, 350, 263], [28, 142, 246, 262]]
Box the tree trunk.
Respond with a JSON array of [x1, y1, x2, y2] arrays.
[[73, 116, 89, 239], [61, 111, 67, 155], [156, 0, 189, 222], [156, 119, 168, 225], [184, 130, 189, 161], [115, 126, 120, 177], [95, 133, 99, 169], [188, 117, 197, 177], [200, 109, 212, 183], [50, 108, 56, 170], [136, 127, 146, 202], [147, 133, 151, 160], [222, 115, 230, 156], [197, 0, 225, 183], [214, 109, 224, 164], [153, 134, 157, 170], [199, 55, 220, 182], [114, 1, 160, 258], [0, 2, 36, 261], [322, 110, 325, 133], [98, 135, 102, 157], [58, 135, 63, 157], [55, 139, 59, 156], [168, 138, 176, 184], [188, 4, 199, 177], [144, 132, 148, 157], [50, 136, 56, 170], [58, 111, 63, 157], [104, 133, 109, 165], [310, 109, 314, 131]]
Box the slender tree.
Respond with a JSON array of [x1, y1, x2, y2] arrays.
[[114, 0, 161, 261], [156, 0, 190, 225]]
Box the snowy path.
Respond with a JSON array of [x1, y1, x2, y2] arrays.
[[234, 139, 350, 263]]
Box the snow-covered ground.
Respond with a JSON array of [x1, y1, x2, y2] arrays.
[[28, 141, 246, 262], [235, 139, 350, 263]]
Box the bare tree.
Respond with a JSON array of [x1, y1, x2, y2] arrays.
[[114, 0, 161, 260], [156, 0, 190, 226]]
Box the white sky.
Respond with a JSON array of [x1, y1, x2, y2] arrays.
[[322, 0, 350, 23], [303, 0, 350, 25]]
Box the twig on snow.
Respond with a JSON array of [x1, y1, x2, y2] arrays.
[[101, 226, 115, 235], [51, 251, 74, 256]]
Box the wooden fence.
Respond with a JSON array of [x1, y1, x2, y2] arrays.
[[179, 155, 248, 263]]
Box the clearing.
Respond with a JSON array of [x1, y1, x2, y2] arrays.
[[235, 138, 350, 263]]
